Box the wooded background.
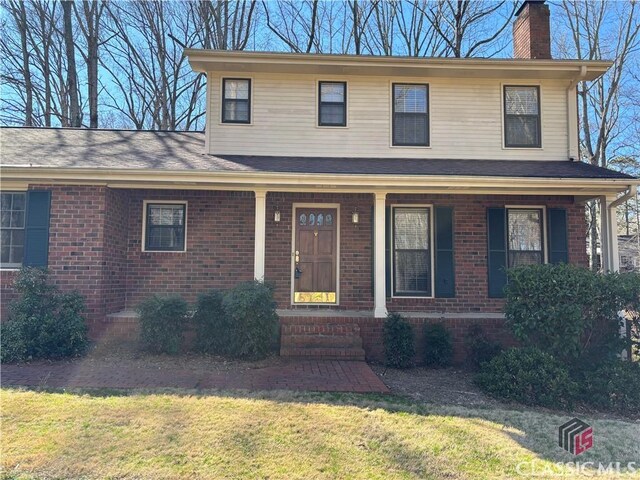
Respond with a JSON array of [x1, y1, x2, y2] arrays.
[[1, 0, 638, 265]]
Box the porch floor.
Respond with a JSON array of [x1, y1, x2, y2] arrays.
[[1, 359, 389, 394]]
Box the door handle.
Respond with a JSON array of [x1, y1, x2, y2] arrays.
[[295, 250, 300, 263]]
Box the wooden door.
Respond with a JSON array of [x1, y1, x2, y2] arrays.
[[294, 208, 337, 303]]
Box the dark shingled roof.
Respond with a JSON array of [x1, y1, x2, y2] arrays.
[[0, 127, 634, 180]]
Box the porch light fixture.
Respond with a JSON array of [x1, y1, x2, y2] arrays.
[[351, 208, 359, 224], [274, 207, 281, 222]]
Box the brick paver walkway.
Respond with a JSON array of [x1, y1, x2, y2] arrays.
[[1, 360, 389, 394]]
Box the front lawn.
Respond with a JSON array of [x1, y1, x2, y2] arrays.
[[2, 388, 638, 479]]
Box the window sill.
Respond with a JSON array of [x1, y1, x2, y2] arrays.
[[218, 122, 253, 126]]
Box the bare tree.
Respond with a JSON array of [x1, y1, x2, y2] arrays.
[[263, 0, 321, 53], [61, 0, 82, 126], [3, 1, 34, 125], [425, 0, 517, 58], [74, 0, 107, 128], [558, 1, 640, 269]]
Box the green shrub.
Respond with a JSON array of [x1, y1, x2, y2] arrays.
[[505, 265, 640, 366], [423, 323, 453, 367], [383, 312, 415, 368], [137, 294, 188, 354], [0, 320, 27, 363], [222, 281, 278, 360], [1, 268, 88, 363], [192, 289, 229, 354], [577, 361, 640, 415], [475, 348, 576, 408], [465, 325, 503, 370]]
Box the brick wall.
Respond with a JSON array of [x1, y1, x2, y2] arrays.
[[124, 190, 255, 307], [103, 188, 129, 314], [266, 192, 586, 313], [1, 187, 588, 341], [265, 192, 374, 310]]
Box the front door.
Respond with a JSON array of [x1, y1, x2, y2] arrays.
[[293, 207, 338, 304]]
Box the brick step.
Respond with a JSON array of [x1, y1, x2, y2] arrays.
[[281, 323, 361, 336], [281, 334, 363, 349], [280, 321, 365, 360], [280, 347, 366, 361]]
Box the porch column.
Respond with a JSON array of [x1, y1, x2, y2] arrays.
[[600, 196, 620, 272], [254, 189, 267, 281], [374, 191, 388, 318]]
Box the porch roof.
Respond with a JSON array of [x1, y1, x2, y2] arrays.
[[0, 127, 638, 194]]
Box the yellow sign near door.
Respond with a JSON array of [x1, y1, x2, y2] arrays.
[[294, 292, 336, 303]]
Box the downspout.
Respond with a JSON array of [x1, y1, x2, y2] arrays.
[[567, 65, 588, 160], [609, 184, 637, 209]]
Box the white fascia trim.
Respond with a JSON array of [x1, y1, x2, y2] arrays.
[[2, 166, 637, 193]]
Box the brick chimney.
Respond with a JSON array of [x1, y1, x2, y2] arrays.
[[513, 0, 551, 59]]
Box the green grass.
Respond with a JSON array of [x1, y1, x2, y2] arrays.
[[1, 388, 638, 479]]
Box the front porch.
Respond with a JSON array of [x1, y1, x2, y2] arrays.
[[2, 173, 632, 362]]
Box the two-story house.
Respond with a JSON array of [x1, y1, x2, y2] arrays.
[[1, 1, 637, 361]]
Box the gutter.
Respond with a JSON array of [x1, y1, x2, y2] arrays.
[[609, 184, 638, 209]]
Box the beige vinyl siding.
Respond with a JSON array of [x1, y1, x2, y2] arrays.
[[208, 73, 569, 160]]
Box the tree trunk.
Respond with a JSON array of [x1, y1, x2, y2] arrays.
[[62, 0, 81, 127]]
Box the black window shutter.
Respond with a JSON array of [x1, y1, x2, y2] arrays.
[[487, 207, 507, 298], [23, 190, 51, 267], [547, 208, 568, 264], [434, 206, 455, 298], [385, 206, 391, 297]]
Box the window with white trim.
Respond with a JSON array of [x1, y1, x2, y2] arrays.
[[507, 208, 543, 267], [318, 81, 347, 126], [1, 192, 26, 267], [504, 85, 541, 148], [393, 84, 429, 146], [222, 78, 251, 123], [393, 207, 432, 296], [144, 203, 186, 252]]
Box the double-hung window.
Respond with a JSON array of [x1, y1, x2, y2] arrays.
[[318, 82, 347, 126], [392, 84, 429, 146], [144, 202, 187, 252], [222, 78, 251, 124], [504, 85, 541, 148], [506, 208, 544, 267], [0, 192, 26, 267], [392, 207, 432, 296]]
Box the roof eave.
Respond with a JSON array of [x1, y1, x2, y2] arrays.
[[1, 165, 635, 198], [185, 49, 612, 81]]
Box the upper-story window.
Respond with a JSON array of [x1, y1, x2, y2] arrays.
[[318, 81, 347, 127], [1, 192, 26, 268], [392, 84, 429, 147], [504, 85, 541, 148], [222, 78, 251, 124]]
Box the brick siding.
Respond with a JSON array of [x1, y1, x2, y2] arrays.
[[1, 186, 587, 349]]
